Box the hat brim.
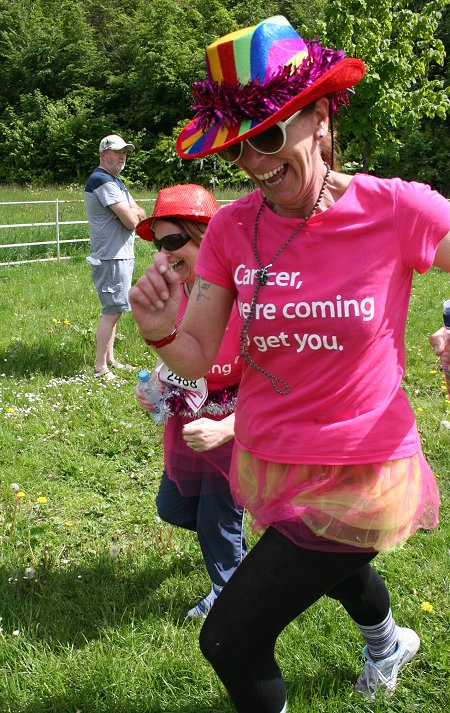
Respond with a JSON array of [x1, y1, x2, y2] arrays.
[[136, 218, 154, 242], [116, 143, 135, 152], [177, 57, 365, 160], [136, 213, 212, 242], [99, 143, 135, 153]]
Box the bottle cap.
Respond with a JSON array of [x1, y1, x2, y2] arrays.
[[138, 369, 150, 381], [443, 299, 450, 328]]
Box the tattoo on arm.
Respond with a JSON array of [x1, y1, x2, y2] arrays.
[[194, 277, 211, 301]]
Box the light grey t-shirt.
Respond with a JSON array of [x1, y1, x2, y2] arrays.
[[84, 167, 135, 260]]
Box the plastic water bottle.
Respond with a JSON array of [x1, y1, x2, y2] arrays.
[[137, 369, 165, 424], [443, 299, 450, 397]]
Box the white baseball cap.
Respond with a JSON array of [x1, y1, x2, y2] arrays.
[[99, 134, 135, 152]]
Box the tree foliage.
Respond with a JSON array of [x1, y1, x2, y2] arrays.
[[375, 5, 450, 195], [323, 0, 450, 176], [0, 0, 448, 193]]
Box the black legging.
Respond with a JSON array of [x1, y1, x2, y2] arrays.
[[200, 527, 389, 713]]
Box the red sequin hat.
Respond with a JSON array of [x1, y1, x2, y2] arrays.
[[136, 184, 219, 242], [176, 15, 365, 160]]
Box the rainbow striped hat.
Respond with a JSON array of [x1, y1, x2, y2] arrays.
[[177, 16, 365, 160]]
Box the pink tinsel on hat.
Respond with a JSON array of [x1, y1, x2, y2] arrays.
[[192, 40, 348, 131]]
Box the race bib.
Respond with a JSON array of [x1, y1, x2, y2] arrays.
[[158, 363, 208, 413]]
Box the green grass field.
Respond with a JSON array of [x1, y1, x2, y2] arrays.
[[0, 187, 449, 713]]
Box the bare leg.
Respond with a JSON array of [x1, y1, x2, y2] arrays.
[[95, 313, 121, 372]]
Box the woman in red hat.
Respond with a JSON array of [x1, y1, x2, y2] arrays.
[[135, 184, 246, 618], [130, 16, 450, 713]]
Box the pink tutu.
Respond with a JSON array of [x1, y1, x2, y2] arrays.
[[231, 446, 440, 552], [164, 413, 234, 496]]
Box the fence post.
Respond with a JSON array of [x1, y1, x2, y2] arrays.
[[56, 199, 60, 262]]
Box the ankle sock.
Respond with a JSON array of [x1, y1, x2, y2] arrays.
[[356, 609, 398, 661], [200, 584, 222, 610], [187, 583, 223, 618]]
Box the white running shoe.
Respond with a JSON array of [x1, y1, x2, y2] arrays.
[[187, 584, 222, 618], [355, 627, 420, 699]]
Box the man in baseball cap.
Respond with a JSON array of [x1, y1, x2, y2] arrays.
[[84, 133, 145, 379]]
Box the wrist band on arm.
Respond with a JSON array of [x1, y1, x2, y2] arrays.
[[144, 326, 178, 348]]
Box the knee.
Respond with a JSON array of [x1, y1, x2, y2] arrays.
[[199, 616, 234, 669], [155, 496, 178, 526], [155, 494, 196, 530], [199, 602, 248, 669], [199, 621, 218, 665], [155, 494, 168, 522], [199, 615, 271, 683]]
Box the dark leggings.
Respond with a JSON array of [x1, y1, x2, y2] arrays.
[[200, 527, 389, 713]]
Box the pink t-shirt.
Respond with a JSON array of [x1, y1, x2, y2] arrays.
[[196, 174, 450, 464], [177, 286, 242, 392]]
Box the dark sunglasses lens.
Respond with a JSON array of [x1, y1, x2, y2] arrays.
[[153, 233, 190, 251], [220, 143, 242, 162], [249, 124, 284, 154]]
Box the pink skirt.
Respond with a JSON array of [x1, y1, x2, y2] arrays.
[[164, 414, 234, 496], [230, 446, 440, 552]]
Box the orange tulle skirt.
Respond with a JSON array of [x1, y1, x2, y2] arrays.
[[231, 447, 440, 552]]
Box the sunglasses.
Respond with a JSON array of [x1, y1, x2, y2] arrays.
[[152, 232, 191, 251], [219, 110, 303, 163]]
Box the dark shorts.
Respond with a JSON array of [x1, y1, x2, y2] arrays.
[[90, 259, 134, 314]]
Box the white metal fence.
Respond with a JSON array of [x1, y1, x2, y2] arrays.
[[0, 197, 232, 266], [0, 198, 157, 267]]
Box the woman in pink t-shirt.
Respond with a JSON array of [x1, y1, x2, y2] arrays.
[[130, 17, 450, 713], [135, 184, 246, 618]]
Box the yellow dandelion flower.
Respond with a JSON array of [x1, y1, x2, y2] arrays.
[[7, 407, 14, 413], [17, 491, 26, 498], [417, 407, 423, 412], [52, 318, 58, 324], [64, 521, 73, 527], [420, 601, 433, 613], [430, 369, 437, 374], [36, 496, 47, 504], [63, 319, 71, 326]]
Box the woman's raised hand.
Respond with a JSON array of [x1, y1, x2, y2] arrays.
[[129, 252, 182, 342]]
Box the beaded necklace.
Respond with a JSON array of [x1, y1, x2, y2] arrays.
[[239, 162, 331, 395]]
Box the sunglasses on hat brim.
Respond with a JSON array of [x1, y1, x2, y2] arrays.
[[152, 232, 191, 251], [219, 110, 302, 163]]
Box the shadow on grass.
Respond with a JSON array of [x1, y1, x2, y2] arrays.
[[16, 698, 230, 713], [5, 665, 362, 713], [0, 553, 200, 646], [0, 337, 92, 378]]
